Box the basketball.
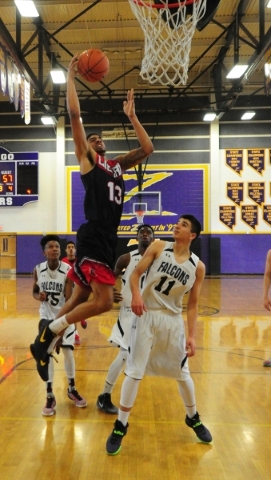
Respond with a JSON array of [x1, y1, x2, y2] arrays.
[[77, 49, 109, 83]]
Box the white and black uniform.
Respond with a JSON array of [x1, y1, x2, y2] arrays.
[[36, 261, 76, 349], [125, 241, 199, 380], [108, 249, 145, 349]]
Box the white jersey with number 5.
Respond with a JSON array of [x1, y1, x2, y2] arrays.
[[36, 261, 70, 319], [142, 241, 199, 314]]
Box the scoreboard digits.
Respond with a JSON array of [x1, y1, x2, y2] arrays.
[[0, 147, 38, 207]]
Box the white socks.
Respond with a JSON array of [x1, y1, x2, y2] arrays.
[[177, 378, 197, 418], [49, 315, 69, 334], [118, 376, 141, 426], [63, 347, 75, 379], [104, 348, 128, 392]]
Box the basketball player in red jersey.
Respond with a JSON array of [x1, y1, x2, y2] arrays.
[[30, 55, 154, 381]]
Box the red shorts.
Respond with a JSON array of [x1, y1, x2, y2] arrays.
[[67, 259, 115, 288]]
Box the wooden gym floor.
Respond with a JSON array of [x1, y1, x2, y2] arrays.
[[0, 274, 271, 480]]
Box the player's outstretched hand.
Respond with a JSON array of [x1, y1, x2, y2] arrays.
[[68, 54, 79, 79], [123, 88, 135, 118]]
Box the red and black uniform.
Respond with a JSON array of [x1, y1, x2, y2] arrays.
[[72, 154, 124, 287], [62, 257, 76, 268]]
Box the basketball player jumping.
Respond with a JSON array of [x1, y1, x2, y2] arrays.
[[30, 55, 154, 381], [106, 214, 212, 455]]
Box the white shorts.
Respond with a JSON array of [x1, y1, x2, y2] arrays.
[[108, 305, 134, 350], [125, 310, 190, 381], [61, 323, 77, 349]]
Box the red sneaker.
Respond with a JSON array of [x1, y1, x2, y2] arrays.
[[81, 320, 88, 329]]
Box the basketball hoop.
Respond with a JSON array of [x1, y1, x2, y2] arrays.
[[128, 0, 207, 86], [135, 210, 145, 224]]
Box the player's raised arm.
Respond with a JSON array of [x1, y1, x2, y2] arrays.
[[116, 89, 154, 171], [67, 55, 95, 174]]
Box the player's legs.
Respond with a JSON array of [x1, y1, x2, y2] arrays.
[[97, 347, 128, 414], [176, 351, 212, 444], [106, 314, 153, 455], [177, 376, 196, 418], [55, 283, 91, 319], [30, 282, 114, 381], [106, 348, 128, 387], [106, 376, 140, 456], [62, 347, 87, 408], [42, 358, 56, 416]]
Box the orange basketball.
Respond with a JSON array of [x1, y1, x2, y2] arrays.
[[77, 49, 109, 83]]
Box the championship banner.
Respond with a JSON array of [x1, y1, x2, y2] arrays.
[[247, 182, 264, 206], [247, 149, 264, 174], [13, 66, 20, 112], [20, 75, 25, 118], [24, 79, 31, 125], [225, 149, 243, 175], [0, 43, 7, 96], [241, 205, 258, 230], [7, 55, 14, 104], [219, 205, 236, 230], [226, 182, 243, 206], [263, 205, 271, 227], [0, 41, 28, 118]]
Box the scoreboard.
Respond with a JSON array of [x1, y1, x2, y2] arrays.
[[0, 147, 38, 207]]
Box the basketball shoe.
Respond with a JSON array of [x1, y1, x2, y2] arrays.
[[42, 394, 56, 416], [30, 319, 56, 381], [185, 412, 212, 443], [30, 342, 51, 382], [67, 387, 87, 407], [263, 357, 271, 366], [81, 320, 88, 329], [96, 393, 118, 414], [74, 333, 81, 345], [106, 419, 128, 455]]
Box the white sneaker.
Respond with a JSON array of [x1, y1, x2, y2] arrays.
[[42, 394, 56, 416]]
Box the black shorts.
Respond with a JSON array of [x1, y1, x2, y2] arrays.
[[76, 221, 118, 271]]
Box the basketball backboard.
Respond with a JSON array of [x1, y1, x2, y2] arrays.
[[122, 191, 161, 216]]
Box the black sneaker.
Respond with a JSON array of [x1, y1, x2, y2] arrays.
[[30, 342, 51, 382], [106, 419, 128, 455], [185, 412, 212, 443], [30, 319, 56, 381], [96, 393, 118, 414], [67, 388, 87, 407]]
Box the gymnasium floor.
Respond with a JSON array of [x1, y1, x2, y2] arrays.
[[0, 275, 271, 480]]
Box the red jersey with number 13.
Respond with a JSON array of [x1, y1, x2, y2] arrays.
[[81, 154, 125, 230]]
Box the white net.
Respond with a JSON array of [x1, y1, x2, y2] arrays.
[[128, 0, 207, 86], [135, 211, 145, 224]]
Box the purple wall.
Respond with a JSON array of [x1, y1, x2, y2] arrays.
[[211, 234, 267, 274], [16, 235, 76, 274], [16, 233, 267, 274]]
